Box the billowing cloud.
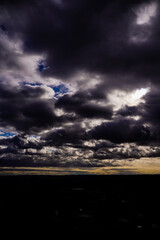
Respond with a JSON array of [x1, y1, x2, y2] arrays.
[[55, 91, 113, 119], [0, 82, 76, 134]]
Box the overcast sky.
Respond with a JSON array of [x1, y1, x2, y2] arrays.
[[0, 0, 160, 174]]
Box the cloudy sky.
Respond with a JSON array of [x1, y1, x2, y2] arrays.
[[0, 0, 160, 175]]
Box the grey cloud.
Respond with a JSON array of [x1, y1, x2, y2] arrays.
[[0, 83, 71, 134], [55, 92, 113, 119]]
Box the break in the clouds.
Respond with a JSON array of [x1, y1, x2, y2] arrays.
[[0, 0, 160, 173]]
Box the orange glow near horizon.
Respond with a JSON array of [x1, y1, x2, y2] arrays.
[[0, 157, 160, 175]]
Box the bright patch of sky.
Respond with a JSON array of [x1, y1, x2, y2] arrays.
[[108, 87, 149, 111], [129, 1, 158, 44], [135, 1, 158, 25], [131, 87, 149, 100], [26, 135, 40, 141]]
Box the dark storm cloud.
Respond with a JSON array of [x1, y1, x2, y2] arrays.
[[0, 135, 43, 150], [89, 118, 153, 144], [1, 0, 159, 85], [86, 88, 160, 148], [142, 90, 160, 125], [44, 124, 87, 146], [0, 30, 20, 71], [116, 89, 160, 140], [92, 147, 140, 160], [0, 83, 72, 134], [55, 91, 112, 119], [117, 106, 140, 117], [43, 125, 116, 155], [0, 154, 36, 167], [43, 88, 160, 148], [0, 153, 63, 167], [25, 0, 156, 81]]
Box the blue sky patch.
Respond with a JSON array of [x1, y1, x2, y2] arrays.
[[38, 60, 50, 72], [0, 131, 16, 138], [51, 84, 69, 97], [21, 82, 42, 86]]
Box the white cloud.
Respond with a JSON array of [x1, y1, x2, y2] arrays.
[[135, 1, 158, 25], [108, 87, 149, 111], [129, 1, 158, 43], [131, 87, 149, 100]]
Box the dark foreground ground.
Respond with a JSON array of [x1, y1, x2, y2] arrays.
[[0, 175, 160, 237]]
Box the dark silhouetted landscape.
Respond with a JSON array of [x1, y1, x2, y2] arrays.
[[1, 175, 160, 237]]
